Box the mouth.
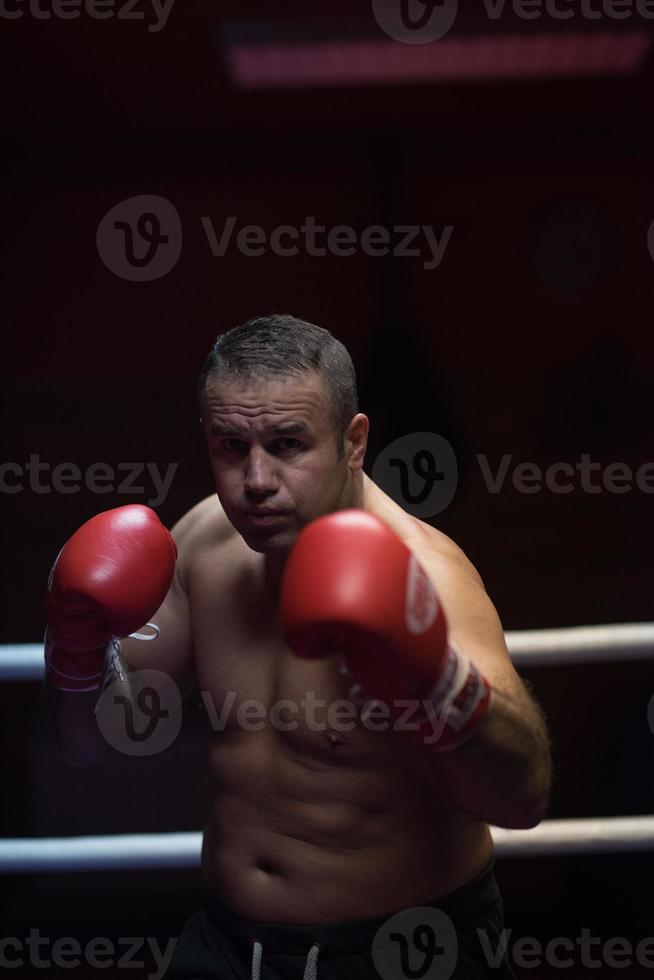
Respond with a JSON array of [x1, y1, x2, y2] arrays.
[[244, 510, 291, 527]]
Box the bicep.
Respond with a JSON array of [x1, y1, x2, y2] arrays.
[[420, 545, 527, 704], [119, 561, 195, 698], [447, 579, 525, 701]]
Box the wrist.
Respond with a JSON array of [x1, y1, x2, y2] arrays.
[[419, 644, 492, 751], [44, 630, 110, 693]]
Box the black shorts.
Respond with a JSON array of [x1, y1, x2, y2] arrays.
[[165, 860, 516, 979]]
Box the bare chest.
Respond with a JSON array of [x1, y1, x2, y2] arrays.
[[187, 551, 423, 768]]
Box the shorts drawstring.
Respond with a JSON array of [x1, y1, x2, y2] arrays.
[[251, 941, 263, 980], [302, 943, 320, 980], [251, 939, 321, 980]]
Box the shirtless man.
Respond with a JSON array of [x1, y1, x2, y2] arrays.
[[45, 314, 551, 979]]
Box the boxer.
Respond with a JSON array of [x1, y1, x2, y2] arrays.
[[45, 314, 551, 979]]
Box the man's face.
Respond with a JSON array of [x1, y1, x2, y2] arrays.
[[202, 371, 353, 553]]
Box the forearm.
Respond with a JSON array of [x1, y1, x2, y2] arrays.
[[429, 686, 552, 829], [46, 656, 139, 767]]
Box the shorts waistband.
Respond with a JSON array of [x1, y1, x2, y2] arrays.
[[201, 860, 499, 957]]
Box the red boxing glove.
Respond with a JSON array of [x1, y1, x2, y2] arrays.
[[45, 505, 177, 692], [281, 509, 491, 750]]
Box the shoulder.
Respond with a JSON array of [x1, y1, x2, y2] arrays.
[[169, 495, 236, 588], [365, 480, 484, 589], [366, 484, 518, 687], [404, 520, 485, 591]]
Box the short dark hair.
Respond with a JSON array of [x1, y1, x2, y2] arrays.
[[197, 314, 359, 437]]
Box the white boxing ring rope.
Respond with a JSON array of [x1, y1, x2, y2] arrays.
[[506, 622, 654, 667], [1, 623, 653, 873], [4, 623, 654, 682], [1, 818, 653, 874]]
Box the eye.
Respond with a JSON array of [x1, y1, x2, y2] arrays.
[[219, 438, 248, 455], [274, 438, 303, 454]]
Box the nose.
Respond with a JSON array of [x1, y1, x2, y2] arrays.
[[244, 447, 279, 499]]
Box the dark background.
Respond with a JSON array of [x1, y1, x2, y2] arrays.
[[2, 2, 654, 976]]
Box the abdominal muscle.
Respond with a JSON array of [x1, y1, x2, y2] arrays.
[[190, 521, 494, 925], [200, 722, 494, 924]]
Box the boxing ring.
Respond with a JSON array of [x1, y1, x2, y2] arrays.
[[1, 622, 653, 873]]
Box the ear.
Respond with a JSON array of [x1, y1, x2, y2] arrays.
[[344, 414, 369, 471]]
